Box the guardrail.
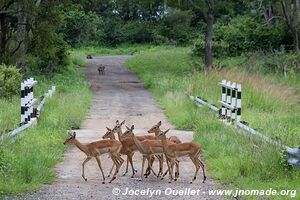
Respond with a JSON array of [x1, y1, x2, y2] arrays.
[[1, 79, 56, 140], [190, 79, 300, 169]]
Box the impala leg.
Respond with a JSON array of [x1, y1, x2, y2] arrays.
[[82, 157, 92, 181], [162, 157, 174, 183], [197, 158, 206, 183], [144, 155, 154, 177], [95, 156, 106, 184], [123, 156, 129, 176], [190, 157, 200, 184], [173, 159, 180, 181], [140, 156, 146, 181], [109, 153, 124, 183], [108, 163, 115, 177], [148, 156, 158, 177], [166, 158, 174, 183], [157, 154, 164, 177], [128, 153, 137, 178]]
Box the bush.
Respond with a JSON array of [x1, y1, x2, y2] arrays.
[[157, 9, 195, 45], [0, 65, 22, 99], [212, 16, 292, 57], [119, 21, 154, 44], [62, 5, 105, 46], [192, 16, 293, 58], [102, 14, 124, 46]]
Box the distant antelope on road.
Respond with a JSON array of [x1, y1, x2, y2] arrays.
[[98, 64, 105, 75]]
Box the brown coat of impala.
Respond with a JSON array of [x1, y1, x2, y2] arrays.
[[147, 121, 182, 144], [103, 120, 163, 178], [123, 125, 170, 182], [158, 129, 206, 184], [64, 131, 124, 184]]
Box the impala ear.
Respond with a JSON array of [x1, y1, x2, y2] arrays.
[[131, 125, 134, 130], [157, 121, 162, 126], [73, 132, 76, 137], [120, 120, 125, 125], [116, 120, 119, 125]]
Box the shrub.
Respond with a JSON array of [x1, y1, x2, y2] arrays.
[[157, 9, 195, 45], [0, 65, 22, 99], [119, 21, 154, 44], [62, 5, 105, 46], [193, 16, 293, 58], [212, 16, 292, 57]]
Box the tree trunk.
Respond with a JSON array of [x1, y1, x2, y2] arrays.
[[292, 29, 299, 52], [263, 4, 275, 26], [0, 13, 7, 59], [205, 13, 213, 71], [16, 3, 27, 72]]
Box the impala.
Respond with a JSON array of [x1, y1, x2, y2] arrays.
[[157, 129, 206, 184], [64, 131, 124, 184], [148, 121, 181, 144], [103, 120, 163, 178], [123, 125, 172, 182]]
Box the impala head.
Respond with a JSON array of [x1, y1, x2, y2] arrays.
[[122, 125, 135, 138], [157, 129, 170, 139], [113, 120, 125, 134], [147, 121, 162, 134], [64, 131, 76, 145], [102, 127, 114, 139]]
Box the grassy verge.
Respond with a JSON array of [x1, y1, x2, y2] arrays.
[[126, 47, 300, 199], [0, 65, 92, 194], [70, 44, 157, 67]]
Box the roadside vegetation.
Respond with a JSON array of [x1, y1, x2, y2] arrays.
[[126, 47, 300, 199], [1, 0, 299, 198], [0, 65, 92, 194]]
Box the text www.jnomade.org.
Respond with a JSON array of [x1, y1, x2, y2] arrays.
[[112, 187, 297, 198]]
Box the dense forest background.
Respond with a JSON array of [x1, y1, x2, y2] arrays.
[[0, 0, 299, 76]]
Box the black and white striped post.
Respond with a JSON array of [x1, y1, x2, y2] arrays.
[[221, 80, 226, 119], [20, 78, 37, 125], [218, 80, 242, 125], [226, 81, 231, 122], [236, 84, 242, 123], [231, 82, 236, 123]]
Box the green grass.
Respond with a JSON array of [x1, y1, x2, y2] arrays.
[[126, 47, 300, 199], [70, 44, 157, 67], [0, 65, 92, 194]]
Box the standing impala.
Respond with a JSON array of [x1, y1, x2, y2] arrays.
[[148, 121, 182, 144], [122, 125, 171, 182], [157, 129, 206, 184], [103, 120, 163, 178], [64, 131, 124, 184]]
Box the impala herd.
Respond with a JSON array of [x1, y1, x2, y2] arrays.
[[63, 120, 206, 184]]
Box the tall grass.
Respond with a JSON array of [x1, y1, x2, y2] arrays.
[[0, 65, 92, 194], [126, 47, 300, 199]]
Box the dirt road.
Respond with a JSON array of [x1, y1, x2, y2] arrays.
[[7, 56, 222, 200]]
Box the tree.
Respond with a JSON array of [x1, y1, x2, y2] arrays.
[[280, 0, 300, 52]]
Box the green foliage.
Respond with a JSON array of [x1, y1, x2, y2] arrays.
[[27, 1, 70, 75], [62, 5, 105, 46], [0, 65, 22, 99], [212, 16, 292, 56], [126, 47, 300, 199], [120, 21, 154, 44], [0, 64, 92, 194], [102, 14, 124, 46], [156, 9, 195, 45]]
